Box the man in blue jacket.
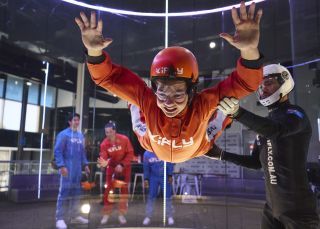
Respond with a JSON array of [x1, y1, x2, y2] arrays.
[[142, 150, 174, 226], [54, 113, 90, 229]]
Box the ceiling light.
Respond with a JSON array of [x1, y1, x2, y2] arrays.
[[31, 77, 41, 82], [61, 0, 265, 17], [98, 113, 112, 117], [65, 79, 74, 84], [209, 41, 216, 49]]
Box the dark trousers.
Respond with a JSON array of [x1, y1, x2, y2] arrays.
[[261, 204, 319, 229]]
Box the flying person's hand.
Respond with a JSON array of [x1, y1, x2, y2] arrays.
[[75, 11, 113, 56], [220, 1, 263, 60]]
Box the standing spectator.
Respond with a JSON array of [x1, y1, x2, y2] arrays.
[[55, 113, 90, 229], [142, 150, 174, 226], [98, 121, 134, 225]]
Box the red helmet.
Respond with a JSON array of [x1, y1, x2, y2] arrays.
[[150, 46, 199, 84]]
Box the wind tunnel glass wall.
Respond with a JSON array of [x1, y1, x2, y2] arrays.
[[287, 0, 320, 163], [0, 0, 320, 229], [86, 2, 168, 227]]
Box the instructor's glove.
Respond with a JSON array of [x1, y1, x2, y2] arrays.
[[205, 144, 224, 160], [217, 97, 240, 118]]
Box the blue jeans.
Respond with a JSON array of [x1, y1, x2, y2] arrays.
[[145, 176, 173, 218], [56, 174, 82, 220]]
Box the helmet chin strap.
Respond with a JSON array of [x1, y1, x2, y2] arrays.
[[266, 93, 288, 111], [186, 81, 198, 106]]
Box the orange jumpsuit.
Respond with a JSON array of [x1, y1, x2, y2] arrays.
[[100, 133, 134, 215], [88, 52, 262, 162]]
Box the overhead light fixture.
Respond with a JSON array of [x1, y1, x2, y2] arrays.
[[65, 79, 74, 84], [61, 0, 265, 17], [286, 58, 320, 69], [98, 113, 112, 117], [26, 81, 32, 86], [31, 77, 41, 82], [209, 41, 216, 49]]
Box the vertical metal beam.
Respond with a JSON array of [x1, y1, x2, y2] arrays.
[[163, 1, 169, 226], [17, 80, 29, 160], [38, 62, 49, 199], [76, 63, 85, 131]]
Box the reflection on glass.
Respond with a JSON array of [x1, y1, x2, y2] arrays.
[[5, 76, 23, 101], [27, 82, 39, 105], [25, 104, 40, 133], [40, 85, 56, 108], [0, 98, 3, 128], [0, 78, 4, 98], [3, 100, 22, 130], [57, 89, 74, 107]]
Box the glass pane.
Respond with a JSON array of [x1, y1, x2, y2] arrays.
[[0, 78, 4, 98], [57, 89, 74, 107], [3, 100, 21, 130], [27, 82, 39, 105], [25, 104, 40, 133], [0, 98, 3, 128], [5, 76, 23, 101], [40, 85, 56, 108], [293, 65, 320, 161], [2, 1, 320, 228]]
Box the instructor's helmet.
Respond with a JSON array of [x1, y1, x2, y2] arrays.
[[150, 46, 199, 101], [257, 64, 294, 106]]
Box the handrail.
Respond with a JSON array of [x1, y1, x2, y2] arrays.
[[0, 147, 51, 151]]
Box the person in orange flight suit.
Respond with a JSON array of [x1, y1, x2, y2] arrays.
[[75, 2, 264, 163], [97, 121, 134, 225]]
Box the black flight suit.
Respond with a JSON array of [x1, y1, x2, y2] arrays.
[[221, 101, 319, 229]]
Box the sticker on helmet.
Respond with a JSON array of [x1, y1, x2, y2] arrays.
[[281, 71, 289, 80]]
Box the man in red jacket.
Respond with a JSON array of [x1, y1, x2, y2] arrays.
[[75, 2, 264, 163], [97, 121, 134, 225]]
